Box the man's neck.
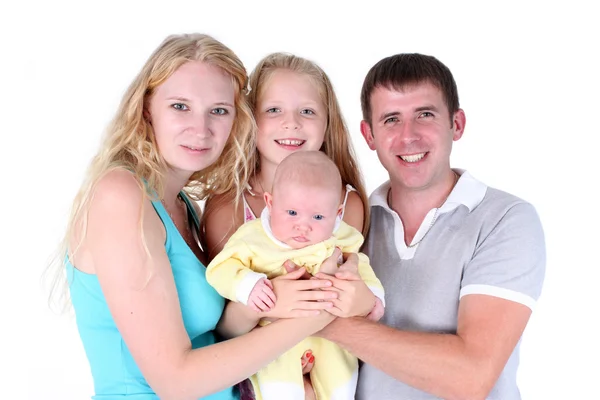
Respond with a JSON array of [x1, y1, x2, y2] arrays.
[[388, 171, 458, 240]]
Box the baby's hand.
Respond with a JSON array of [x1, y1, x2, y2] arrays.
[[366, 298, 384, 322], [248, 278, 277, 312]]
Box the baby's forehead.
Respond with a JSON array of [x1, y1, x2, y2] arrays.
[[275, 183, 341, 207]]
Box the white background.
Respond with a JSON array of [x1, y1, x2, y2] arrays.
[[2, 1, 598, 399]]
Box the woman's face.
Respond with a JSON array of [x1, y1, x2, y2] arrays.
[[148, 61, 236, 177]]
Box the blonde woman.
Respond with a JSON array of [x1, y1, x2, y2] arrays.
[[48, 34, 339, 400]]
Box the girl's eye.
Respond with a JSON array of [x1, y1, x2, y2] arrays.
[[286, 210, 297, 216], [172, 103, 189, 111], [211, 108, 228, 115], [301, 109, 315, 115], [313, 214, 324, 221], [266, 107, 280, 113]]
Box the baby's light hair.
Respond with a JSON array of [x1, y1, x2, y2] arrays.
[[272, 151, 342, 201]]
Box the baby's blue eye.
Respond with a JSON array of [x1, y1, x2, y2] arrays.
[[286, 210, 297, 216], [313, 214, 324, 220]]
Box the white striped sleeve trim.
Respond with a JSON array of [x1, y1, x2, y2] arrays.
[[460, 284, 536, 311], [367, 286, 386, 307]]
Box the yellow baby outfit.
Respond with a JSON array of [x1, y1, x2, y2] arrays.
[[206, 208, 384, 400]]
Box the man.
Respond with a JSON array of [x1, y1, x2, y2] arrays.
[[318, 53, 546, 399]]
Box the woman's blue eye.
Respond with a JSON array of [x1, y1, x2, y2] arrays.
[[266, 107, 280, 113], [286, 210, 297, 216], [172, 103, 188, 111], [301, 109, 315, 115]]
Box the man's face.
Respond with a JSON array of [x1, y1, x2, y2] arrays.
[[360, 82, 465, 192]]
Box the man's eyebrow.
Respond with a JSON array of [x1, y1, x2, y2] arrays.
[[379, 111, 400, 121]]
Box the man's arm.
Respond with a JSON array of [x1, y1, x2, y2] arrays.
[[324, 202, 545, 400], [319, 294, 531, 400]]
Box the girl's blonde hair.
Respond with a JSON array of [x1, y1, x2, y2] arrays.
[[45, 33, 256, 312], [224, 52, 370, 236]]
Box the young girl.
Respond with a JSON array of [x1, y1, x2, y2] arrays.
[[46, 34, 339, 400], [202, 52, 373, 400], [202, 52, 370, 260]]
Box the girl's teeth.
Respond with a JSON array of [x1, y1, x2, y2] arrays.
[[277, 139, 303, 146]]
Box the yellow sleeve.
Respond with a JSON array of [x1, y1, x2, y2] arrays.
[[205, 222, 267, 304]]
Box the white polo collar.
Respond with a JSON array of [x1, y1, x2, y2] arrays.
[[370, 169, 487, 216]]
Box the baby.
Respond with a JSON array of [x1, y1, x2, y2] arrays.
[[206, 151, 384, 400]]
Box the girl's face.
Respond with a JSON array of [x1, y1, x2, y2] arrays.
[[255, 69, 327, 169], [148, 61, 236, 178]]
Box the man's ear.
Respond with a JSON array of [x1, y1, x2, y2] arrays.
[[360, 120, 376, 150], [452, 109, 466, 141]]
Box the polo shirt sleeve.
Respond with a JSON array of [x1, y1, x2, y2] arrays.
[[459, 202, 546, 310]]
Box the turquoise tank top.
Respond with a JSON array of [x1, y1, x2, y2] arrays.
[[66, 193, 237, 400]]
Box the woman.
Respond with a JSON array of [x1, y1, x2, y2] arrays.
[[47, 33, 339, 400]]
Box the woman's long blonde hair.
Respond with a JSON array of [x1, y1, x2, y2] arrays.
[[205, 52, 370, 236], [45, 33, 256, 312]]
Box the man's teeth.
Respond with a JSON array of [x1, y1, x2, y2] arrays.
[[399, 153, 426, 163], [276, 139, 304, 146]]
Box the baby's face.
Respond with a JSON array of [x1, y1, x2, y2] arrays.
[[267, 183, 341, 249]]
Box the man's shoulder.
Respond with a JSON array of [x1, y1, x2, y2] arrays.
[[478, 186, 538, 216]]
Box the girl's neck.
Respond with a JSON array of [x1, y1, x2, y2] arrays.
[[251, 160, 278, 196]]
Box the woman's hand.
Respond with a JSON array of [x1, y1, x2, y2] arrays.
[[262, 267, 338, 319]]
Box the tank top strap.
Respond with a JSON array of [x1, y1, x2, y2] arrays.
[[340, 184, 357, 221], [179, 192, 200, 231], [242, 194, 257, 223]]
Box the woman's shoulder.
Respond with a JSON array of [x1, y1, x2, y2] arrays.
[[94, 169, 146, 204]]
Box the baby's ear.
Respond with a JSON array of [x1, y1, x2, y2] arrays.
[[264, 192, 273, 210], [337, 204, 344, 216]]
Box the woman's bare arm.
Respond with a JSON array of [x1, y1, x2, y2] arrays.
[[85, 170, 333, 400]]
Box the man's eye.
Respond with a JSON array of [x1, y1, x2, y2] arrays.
[[384, 117, 398, 124], [419, 111, 434, 118], [286, 210, 297, 216]]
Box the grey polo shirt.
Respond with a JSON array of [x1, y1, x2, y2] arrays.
[[356, 170, 546, 400]]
